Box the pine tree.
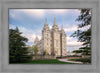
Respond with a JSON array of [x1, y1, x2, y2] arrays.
[[71, 9, 91, 56], [9, 27, 32, 63]]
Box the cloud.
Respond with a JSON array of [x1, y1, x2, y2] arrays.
[[10, 12, 15, 19], [67, 36, 83, 46], [9, 10, 20, 20], [49, 25, 52, 29], [63, 23, 90, 33], [66, 36, 82, 52], [67, 41, 82, 46], [9, 24, 42, 44], [68, 9, 80, 15], [9, 9, 45, 20], [64, 25, 78, 32], [67, 46, 81, 52], [18, 26, 42, 43], [21, 9, 45, 18], [67, 36, 73, 42], [9, 9, 80, 23], [45, 9, 80, 16], [9, 24, 16, 29], [50, 9, 68, 14], [21, 33, 41, 43], [80, 25, 91, 31]]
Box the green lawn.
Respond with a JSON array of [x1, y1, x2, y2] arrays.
[[68, 58, 91, 63], [13, 59, 77, 64]]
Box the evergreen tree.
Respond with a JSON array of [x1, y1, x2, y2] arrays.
[[9, 27, 32, 63], [71, 9, 91, 56]]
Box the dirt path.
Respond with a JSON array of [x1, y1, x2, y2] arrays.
[[58, 59, 83, 64]]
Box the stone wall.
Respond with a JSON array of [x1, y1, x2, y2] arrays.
[[32, 55, 56, 60]]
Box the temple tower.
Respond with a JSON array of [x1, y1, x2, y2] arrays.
[[60, 25, 67, 56], [51, 16, 61, 56], [42, 18, 51, 55], [34, 35, 39, 45]]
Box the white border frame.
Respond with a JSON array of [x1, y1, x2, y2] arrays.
[[0, 0, 100, 73]]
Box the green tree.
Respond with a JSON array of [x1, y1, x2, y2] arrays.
[[9, 27, 32, 63], [33, 45, 38, 55], [71, 9, 91, 56], [27, 45, 33, 55]]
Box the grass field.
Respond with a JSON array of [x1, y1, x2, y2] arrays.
[[68, 58, 91, 63], [13, 59, 78, 64]]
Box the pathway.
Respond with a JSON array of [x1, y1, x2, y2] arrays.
[[58, 59, 83, 64]]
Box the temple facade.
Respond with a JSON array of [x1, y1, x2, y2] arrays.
[[34, 17, 67, 57]]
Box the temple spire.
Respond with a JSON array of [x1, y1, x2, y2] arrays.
[[61, 24, 63, 30], [44, 18, 48, 27], [45, 18, 47, 24], [52, 16, 59, 30], [61, 24, 64, 33], [34, 35, 39, 45], [36, 35, 39, 41], [43, 18, 50, 31], [54, 16, 56, 25]]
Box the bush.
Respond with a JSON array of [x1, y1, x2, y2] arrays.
[[9, 55, 32, 63], [20, 55, 32, 63], [9, 56, 16, 63]]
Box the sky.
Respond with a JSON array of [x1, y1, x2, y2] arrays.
[[9, 9, 89, 52]]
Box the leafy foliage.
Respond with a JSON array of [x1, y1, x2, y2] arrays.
[[9, 27, 32, 63], [33, 45, 38, 55], [71, 9, 91, 56]]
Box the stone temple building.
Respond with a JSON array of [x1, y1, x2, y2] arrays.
[[34, 17, 67, 57]]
